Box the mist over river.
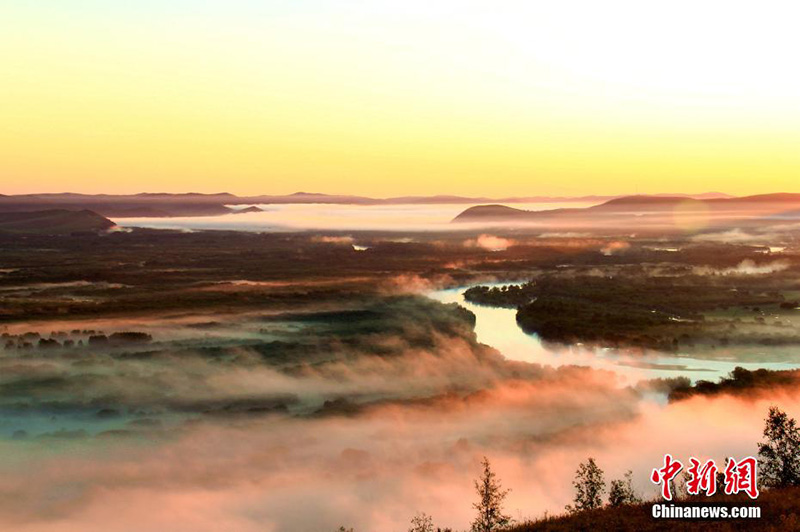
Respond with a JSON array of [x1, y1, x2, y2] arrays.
[[4, 228, 800, 530]]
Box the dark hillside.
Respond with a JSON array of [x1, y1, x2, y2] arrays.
[[0, 209, 115, 234], [511, 487, 800, 531]]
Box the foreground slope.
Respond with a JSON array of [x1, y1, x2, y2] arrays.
[[511, 488, 800, 531]]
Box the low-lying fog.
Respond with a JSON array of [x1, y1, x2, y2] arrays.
[[2, 287, 798, 531], [4, 226, 800, 530], [115, 202, 597, 232]]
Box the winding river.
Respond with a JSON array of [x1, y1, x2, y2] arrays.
[[428, 284, 800, 385]]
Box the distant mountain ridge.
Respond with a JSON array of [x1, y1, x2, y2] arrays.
[[0, 210, 115, 234], [452, 193, 800, 232], [0, 191, 732, 218]]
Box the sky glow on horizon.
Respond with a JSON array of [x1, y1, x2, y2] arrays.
[[2, 1, 800, 196]]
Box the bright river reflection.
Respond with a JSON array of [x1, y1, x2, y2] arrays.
[[427, 285, 800, 385]]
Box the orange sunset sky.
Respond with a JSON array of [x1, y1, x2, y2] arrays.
[[2, 1, 800, 197]]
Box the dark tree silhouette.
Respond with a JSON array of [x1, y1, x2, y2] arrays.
[[608, 470, 641, 506], [408, 512, 434, 532], [758, 406, 800, 488], [566, 458, 605, 513], [471, 457, 511, 532]]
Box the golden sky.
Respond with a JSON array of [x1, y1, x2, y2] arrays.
[[2, 1, 799, 197]]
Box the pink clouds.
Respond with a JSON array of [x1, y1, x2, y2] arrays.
[[2, 366, 795, 531]]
